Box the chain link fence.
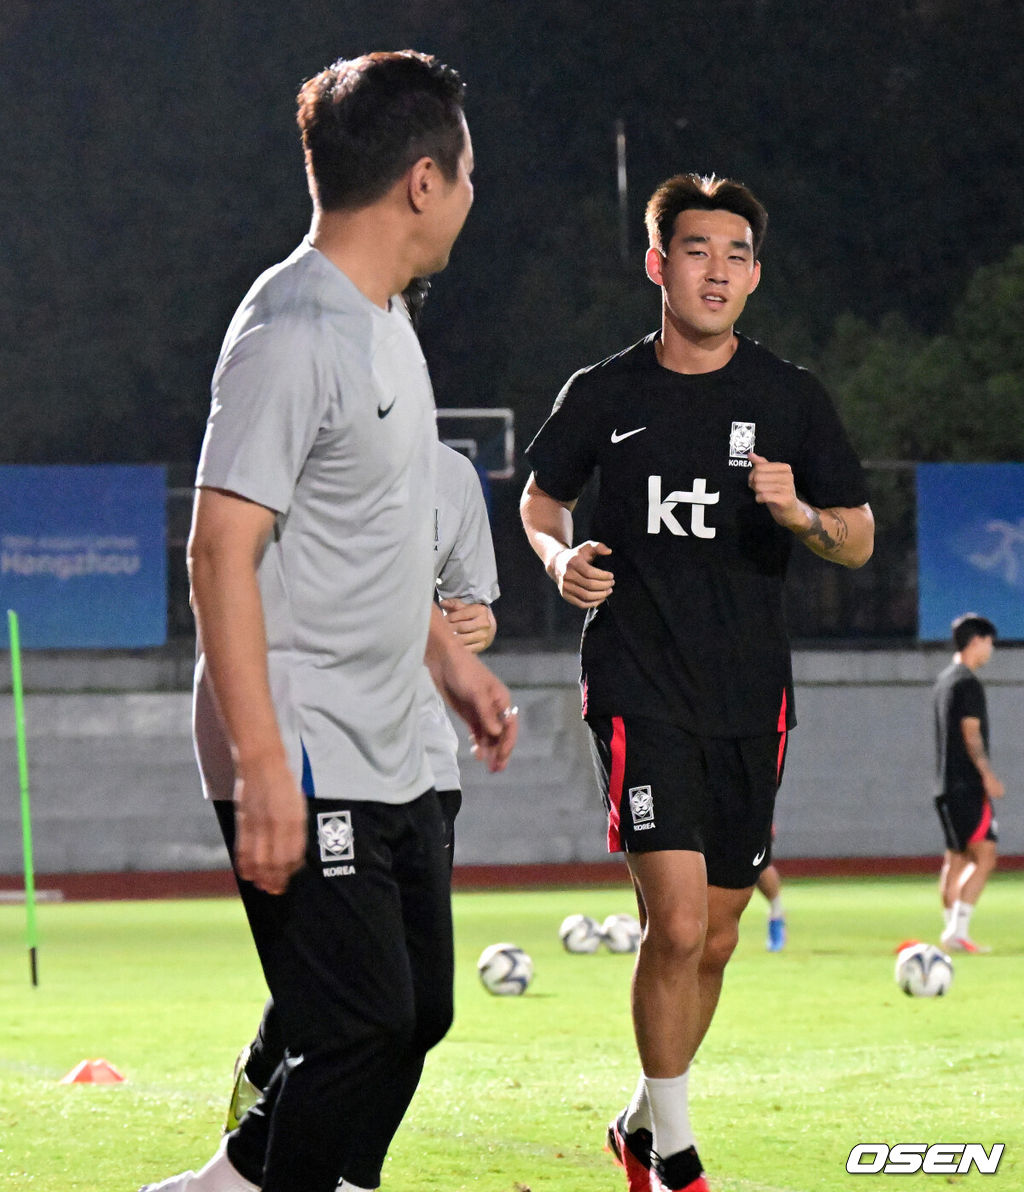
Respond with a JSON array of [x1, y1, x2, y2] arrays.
[[166, 462, 918, 646]]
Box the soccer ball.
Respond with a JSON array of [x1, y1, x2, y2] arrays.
[[601, 912, 642, 954], [895, 942, 954, 997], [559, 913, 603, 953], [477, 942, 533, 995]]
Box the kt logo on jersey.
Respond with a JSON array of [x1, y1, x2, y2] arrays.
[[647, 476, 719, 537], [317, 811, 356, 877]]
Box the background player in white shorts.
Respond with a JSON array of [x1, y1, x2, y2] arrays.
[[521, 173, 873, 1192]]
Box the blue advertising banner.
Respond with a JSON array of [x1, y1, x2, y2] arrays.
[[917, 463, 1024, 642], [0, 465, 167, 649]]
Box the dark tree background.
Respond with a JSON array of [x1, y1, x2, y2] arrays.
[[2, 0, 1023, 638], [3, 0, 1023, 464]]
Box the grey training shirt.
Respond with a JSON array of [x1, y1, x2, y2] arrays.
[[420, 442, 500, 791], [193, 239, 436, 805]]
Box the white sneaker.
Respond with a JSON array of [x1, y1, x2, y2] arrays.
[[941, 933, 991, 954], [139, 1171, 199, 1191], [139, 1138, 259, 1191]]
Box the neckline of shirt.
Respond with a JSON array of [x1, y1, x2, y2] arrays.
[[300, 237, 404, 323], [644, 331, 751, 383]]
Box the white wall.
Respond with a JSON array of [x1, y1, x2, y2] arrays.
[[1, 647, 1021, 874]]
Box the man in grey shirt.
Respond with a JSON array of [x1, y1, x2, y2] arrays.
[[140, 52, 516, 1192], [227, 440, 501, 1132]]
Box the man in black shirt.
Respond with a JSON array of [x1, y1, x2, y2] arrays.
[[521, 173, 873, 1192], [933, 613, 1003, 954]]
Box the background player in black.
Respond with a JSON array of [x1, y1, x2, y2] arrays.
[[933, 613, 1003, 954], [521, 174, 873, 1192]]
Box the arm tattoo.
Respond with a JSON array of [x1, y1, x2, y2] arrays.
[[962, 721, 990, 768], [796, 508, 849, 554]]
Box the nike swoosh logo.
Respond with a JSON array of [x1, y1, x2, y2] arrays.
[[377, 396, 397, 419], [752, 847, 767, 866], [610, 426, 647, 443]]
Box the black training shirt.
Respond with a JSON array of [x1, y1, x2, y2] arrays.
[[526, 332, 869, 737], [933, 661, 988, 797]]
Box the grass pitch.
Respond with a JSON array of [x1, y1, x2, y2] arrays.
[[1, 875, 1021, 1191]]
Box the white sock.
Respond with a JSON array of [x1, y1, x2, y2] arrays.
[[193, 1138, 260, 1191], [337, 1183, 376, 1191], [644, 1070, 695, 1159], [942, 905, 954, 931], [768, 896, 784, 918], [623, 1072, 651, 1133], [953, 900, 975, 939]]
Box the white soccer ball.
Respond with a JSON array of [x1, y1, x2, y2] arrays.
[[895, 942, 954, 997], [477, 942, 533, 995], [559, 913, 603, 954], [601, 912, 642, 953]]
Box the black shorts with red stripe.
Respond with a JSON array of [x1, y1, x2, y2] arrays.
[[935, 789, 998, 853], [587, 714, 787, 889]]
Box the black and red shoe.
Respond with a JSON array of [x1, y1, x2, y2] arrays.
[[605, 1109, 653, 1192], [651, 1145, 709, 1191]]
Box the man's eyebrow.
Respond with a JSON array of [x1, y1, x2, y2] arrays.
[[678, 234, 752, 252]]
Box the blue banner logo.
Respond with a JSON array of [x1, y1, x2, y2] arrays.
[[0, 465, 167, 648], [917, 463, 1024, 641]]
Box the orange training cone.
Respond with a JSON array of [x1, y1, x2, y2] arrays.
[[894, 939, 923, 954], [59, 1058, 125, 1084]]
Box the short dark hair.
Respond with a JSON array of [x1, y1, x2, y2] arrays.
[[296, 51, 466, 211], [952, 613, 997, 652], [645, 173, 768, 258]]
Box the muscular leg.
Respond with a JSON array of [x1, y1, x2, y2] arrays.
[[755, 865, 780, 903], [627, 850, 708, 1078], [695, 884, 754, 1049], [939, 849, 967, 913], [958, 838, 997, 905], [629, 873, 753, 1061], [943, 837, 997, 949]]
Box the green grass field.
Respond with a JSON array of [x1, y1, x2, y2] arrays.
[[1, 875, 1021, 1191]]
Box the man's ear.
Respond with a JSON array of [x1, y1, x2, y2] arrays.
[[407, 156, 437, 213], [645, 246, 664, 286], [747, 258, 762, 295]]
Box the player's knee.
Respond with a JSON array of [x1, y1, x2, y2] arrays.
[[642, 911, 706, 965], [701, 921, 741, 974]]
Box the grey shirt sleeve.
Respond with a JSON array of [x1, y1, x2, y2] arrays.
[[434, 444, 500, 604], [197, 311, 329, 515]]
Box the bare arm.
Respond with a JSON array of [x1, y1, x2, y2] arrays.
[[747, 452, 874, 569], [961, 716, 1005, 800], [188, 487, 307, 895], [438, 597, 496, 653], [519, 473, 615, 608], [425, 604, 517, 772]]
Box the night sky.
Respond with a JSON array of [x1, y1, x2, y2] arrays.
[[2, 1, 1022, 637], [3, 0, 1021, 463]]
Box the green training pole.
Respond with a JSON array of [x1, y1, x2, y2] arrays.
[[7, 610, 38, 986]]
